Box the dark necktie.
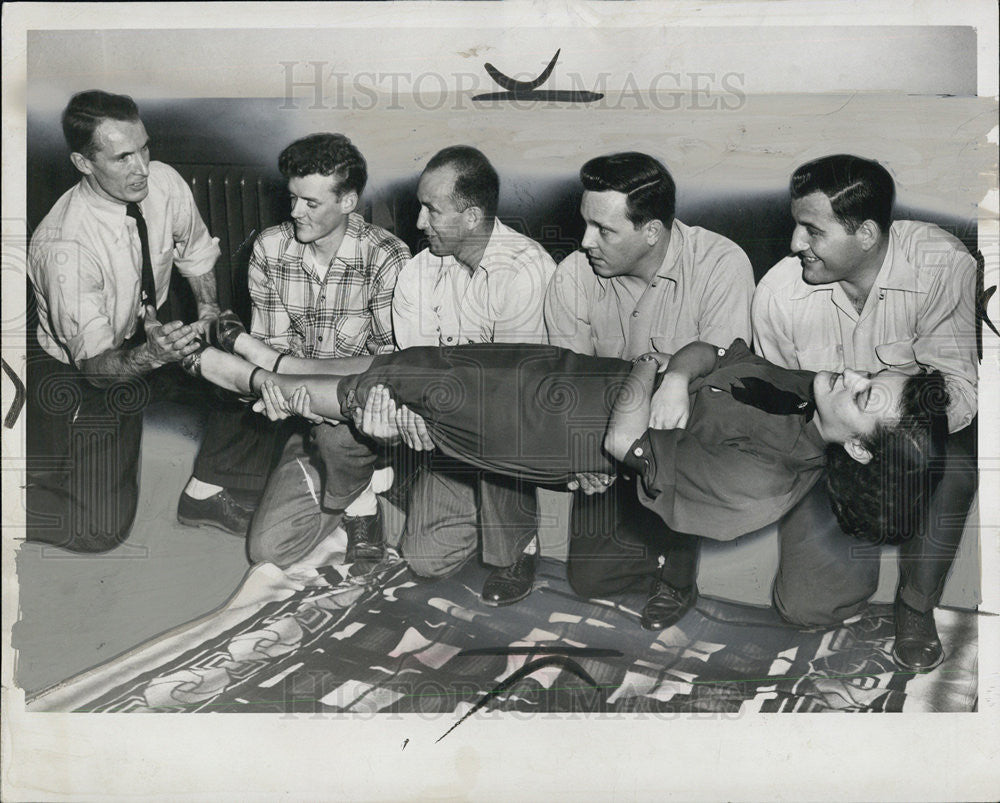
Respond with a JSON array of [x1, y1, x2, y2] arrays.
[[729, 375, 816, 421], [125, 202, 157, 310]]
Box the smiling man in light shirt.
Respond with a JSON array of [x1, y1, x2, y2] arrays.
[[752, 153, 978, 672], [229, 133, 411, 571], [26, 89, 222, 552]]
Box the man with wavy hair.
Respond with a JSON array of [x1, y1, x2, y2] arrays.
[[753, 154, 978, 671], [192, 133, 410, 569]]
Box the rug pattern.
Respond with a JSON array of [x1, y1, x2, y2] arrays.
[[49, 558, 978, 715]]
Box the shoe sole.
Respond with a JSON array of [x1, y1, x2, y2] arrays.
[[891, 645, 945, 673], [177, 514, 246, 537], [481, 588, 532, 607]]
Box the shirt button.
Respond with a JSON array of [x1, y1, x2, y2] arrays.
[[467, 339, 475, 344], [651, 282, 658, 288], [631, 310, 640, 317], [445, 336, 454, 343], [318, 335, 323, 341], [717, 347, 726, 356], [633, 446, 644, 457]]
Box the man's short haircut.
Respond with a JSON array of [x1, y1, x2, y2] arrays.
[[579, 152, 677, 229], [825, 369, 949, 545], [790, 154, 895, 234], [423, 146, 500, 222], [62, 90, 141, 159], [278, 133, 368, 196]]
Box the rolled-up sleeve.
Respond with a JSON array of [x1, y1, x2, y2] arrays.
[[163, 165, 219, 278]]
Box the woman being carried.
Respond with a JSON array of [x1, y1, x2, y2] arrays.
[[190, 315, 948, 548]]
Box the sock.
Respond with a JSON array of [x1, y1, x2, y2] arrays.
[[184, 477, 224, 500], [344, 485, 378, 518], [369, 467, 395, 494]]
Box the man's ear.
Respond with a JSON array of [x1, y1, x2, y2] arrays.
[[843, 437, 873, 465], [70, 152, 92, 176], [856, 219, 881, 252], [339, 190, 359, 214], [462, 205, 484, 230], [643, 218, 665, 246]]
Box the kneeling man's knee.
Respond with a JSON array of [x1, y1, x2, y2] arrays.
[[773, 583, 855, 629]]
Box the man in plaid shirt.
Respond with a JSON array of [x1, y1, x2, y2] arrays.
[[202, 133, 409, 568]]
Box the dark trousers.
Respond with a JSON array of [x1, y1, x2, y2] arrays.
[[191, 404, 287, 494], [25, 350, 148, 552], [24, 305, 285, 553], [774, 419, 978, 626], [567, 473, 699, 598]]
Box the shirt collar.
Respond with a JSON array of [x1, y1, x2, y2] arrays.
[[474, 219, 513, 275], [654, 220, 684, 281], [288, 212, 364, 272], [335, 212, 363, 264], [876, 226, 922, 292], [78, 176, 131, 222]]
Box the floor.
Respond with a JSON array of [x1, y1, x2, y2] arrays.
[[11, 403, 250, 694]]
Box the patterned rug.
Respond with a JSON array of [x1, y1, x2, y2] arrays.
[[28, 556, 978, 716]]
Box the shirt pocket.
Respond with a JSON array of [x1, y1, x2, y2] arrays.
[[795, 343, 844, 371], [594, 331, 627, 358], [334, 314, 372, 356], [875, 338, 918, 369]]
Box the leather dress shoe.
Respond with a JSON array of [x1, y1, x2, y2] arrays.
[[481, 551, 536, 607], [177, 489, 254, 536], [640, 580, 697, 631], [892, 593, 944, 672], [344, 509, 385, 565]]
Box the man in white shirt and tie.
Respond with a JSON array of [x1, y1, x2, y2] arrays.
[[26, 89, 225, 552]]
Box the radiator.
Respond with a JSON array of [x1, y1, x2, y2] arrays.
[[173, 164, 288, 322]]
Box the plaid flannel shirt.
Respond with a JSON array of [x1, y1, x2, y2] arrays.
[[248, 214, 410, 358]]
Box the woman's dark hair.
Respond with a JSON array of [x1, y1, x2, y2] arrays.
[[825, 369, 949, 545], [278, 133, 368, 196], [62, 90, 141, 158]]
